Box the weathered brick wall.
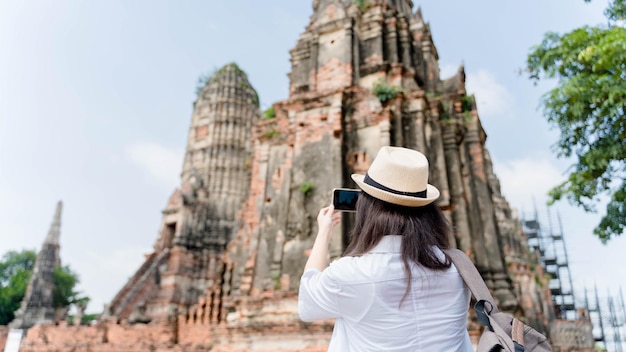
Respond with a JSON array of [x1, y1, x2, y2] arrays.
[[207, 330, 331, 352], [177, 292, 334, 350], [18, 321, 176, 352], [14, 297, 333, 352], [179, 318, 332, 352]]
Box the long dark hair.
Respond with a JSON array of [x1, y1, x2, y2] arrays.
[[344, 192, 452, 286]]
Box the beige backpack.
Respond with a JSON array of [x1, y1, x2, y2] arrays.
[[445, 249, 553, 352]]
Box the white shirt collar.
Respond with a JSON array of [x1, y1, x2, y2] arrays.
[[368, 235, 402, 253]]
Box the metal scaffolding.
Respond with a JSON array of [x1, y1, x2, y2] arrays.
[[586, 287, 626, 351], [522, 206, 626, 351], [523, 208, 577, 320]]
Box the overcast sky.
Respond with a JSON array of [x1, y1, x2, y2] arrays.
[[1, 0, 624, 325]]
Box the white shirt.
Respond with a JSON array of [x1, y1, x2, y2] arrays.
[[298, 235, 473, 352]]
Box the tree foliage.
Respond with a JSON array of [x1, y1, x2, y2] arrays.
[[0, 250, 36, 325], [53, 265, 85, 308], [526, 0, 626, 242], [0, 249, 88, 325]]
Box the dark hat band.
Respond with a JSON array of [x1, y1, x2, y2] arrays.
[[364, 174, 427, 198]]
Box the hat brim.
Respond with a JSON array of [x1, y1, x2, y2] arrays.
[[351, 174, 440, 207]]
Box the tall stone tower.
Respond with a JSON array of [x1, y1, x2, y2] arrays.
[[106, 63, 260, 322], [10, 201, 63, 329], [220, 0, 520, 314]]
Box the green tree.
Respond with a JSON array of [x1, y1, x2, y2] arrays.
[[526, 0, 626, 242], [52, 265, 84, 308], [0, 249, 88, 325], [0, 250, 36, 325]]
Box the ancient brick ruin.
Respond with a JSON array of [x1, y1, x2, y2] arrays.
[[103, 63, 260, 325], [3, 1, 597, 351], [10, 202, 63, 330]]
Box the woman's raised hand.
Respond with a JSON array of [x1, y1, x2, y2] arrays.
[[317, 204, 341, 237]]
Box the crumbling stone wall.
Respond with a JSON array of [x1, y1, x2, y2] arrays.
[[17, 321, 178, 352]]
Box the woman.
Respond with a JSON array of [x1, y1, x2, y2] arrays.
[[298, 146, 472, 351]]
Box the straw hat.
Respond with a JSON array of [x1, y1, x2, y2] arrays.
[[351, 147, 440, 207]]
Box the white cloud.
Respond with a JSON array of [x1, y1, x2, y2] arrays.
[[126, 142, 183, 189], [493, 155, 565, 214], [466, 69, 514, 119]]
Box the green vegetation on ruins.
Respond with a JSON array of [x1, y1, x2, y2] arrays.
[[263, 106, 276, 120], [461, 95, 474, 121], [440, 103, 451, 122], [299, 181, 315, 197], [372, 79, 402, 103], [263, 129, 280, 139], [353, 0, 371, 12], [195, 63, 260, 106]]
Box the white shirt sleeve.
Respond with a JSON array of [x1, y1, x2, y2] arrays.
[[298, 267, 341, 322]]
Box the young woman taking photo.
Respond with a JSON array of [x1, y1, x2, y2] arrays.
[[298, 146, 472, 351]]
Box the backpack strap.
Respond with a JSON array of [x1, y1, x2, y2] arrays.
[[512, 318, 526, 351], [443, 248, 500, 314], [445, 249, 533, 352]]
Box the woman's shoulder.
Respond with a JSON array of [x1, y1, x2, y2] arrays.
[[326, 254, 404, 284], [325, 256, 367, 284]]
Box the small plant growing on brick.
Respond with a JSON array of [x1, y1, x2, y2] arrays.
[[461, 95, 474, 121], [263, 106, 276, 120], [439, 103, 449, 122], [372, 80, 401, 103], [195, 73, 211, 97], [461, 95, 473, 112], [263, 129, 280, 139], [272, 273, 281, 290], [534, 274, 545, 287], [353, 0, 370, 12], [299, 181, 315, 196]]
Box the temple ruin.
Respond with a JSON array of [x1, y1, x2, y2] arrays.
[[2, 1, 598, 351], [105, 62, 260, 324], [10, 202, 63, 330]]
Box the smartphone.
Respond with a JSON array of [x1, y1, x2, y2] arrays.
[[332, 188, 361, 212]]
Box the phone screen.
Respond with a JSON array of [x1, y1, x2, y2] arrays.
[[332, 188, 360, 212]]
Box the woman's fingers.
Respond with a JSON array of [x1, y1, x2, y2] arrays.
[[331, 211, 341, 224], [317, 204, 341, 231]]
